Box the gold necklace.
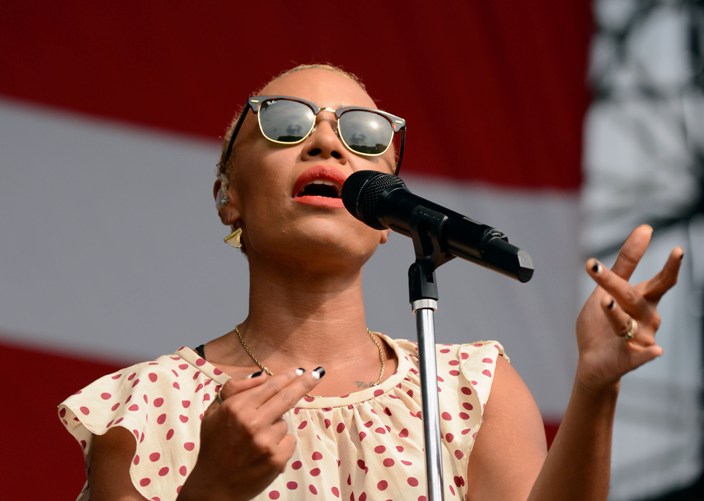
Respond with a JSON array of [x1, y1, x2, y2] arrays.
[[234, 325, 386, 396]]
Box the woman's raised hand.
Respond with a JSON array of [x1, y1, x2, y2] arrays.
[[178, 368, 324, 501], [575, 225, 683, 392]]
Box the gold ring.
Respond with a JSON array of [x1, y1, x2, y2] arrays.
[[624, 319, 638, 340]]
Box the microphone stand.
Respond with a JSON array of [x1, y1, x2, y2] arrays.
[[407, 207, 455, 501], [342, 170, 535, 498]]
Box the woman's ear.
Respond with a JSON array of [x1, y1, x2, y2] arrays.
[[214, 175, 241, 226], [213, 175, 225, 203]]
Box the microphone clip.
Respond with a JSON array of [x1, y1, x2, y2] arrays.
[[407, 205, 454, 303]]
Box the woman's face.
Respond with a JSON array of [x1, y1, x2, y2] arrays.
[[224, 68, 395, 270]]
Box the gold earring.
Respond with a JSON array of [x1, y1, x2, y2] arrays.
[[224, 227, 242, 248]]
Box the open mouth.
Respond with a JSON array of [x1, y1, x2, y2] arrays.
[[296, 180, 341, 199], [292, 166, 346, 207]]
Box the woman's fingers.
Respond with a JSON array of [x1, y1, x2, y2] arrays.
[[586, 239, 683, 354], [601, 296, 653, 345], [216, 366, 325, 428], [610, 224, 653, 280], [642, 247, 684, 303], [605, 224, 683, 303], [587, 244, 683, 319], [198, 369, 323, 478], [601, 297, 630, 337], [248, 418, 291, 456], [242, 367, 323, 413], [588, 259, 652, 321], [576, 227, 682, 388], [257, 367, 326, 419], [216, 370, 270, 402]]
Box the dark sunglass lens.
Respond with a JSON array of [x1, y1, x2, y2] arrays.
[[339, 111, 394, 155], [259, 99, 315, 143]]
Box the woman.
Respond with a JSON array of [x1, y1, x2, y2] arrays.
[[59, 64, 683, 500]]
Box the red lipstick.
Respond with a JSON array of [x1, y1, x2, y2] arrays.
[[292, 165, 346, 208]]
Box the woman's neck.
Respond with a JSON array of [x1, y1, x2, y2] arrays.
[[204, 249, 397, 395], [204, 264, 397, 397], [241, 261, 370, 368]]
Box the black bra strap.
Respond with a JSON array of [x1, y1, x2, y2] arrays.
[[194, 344, 206, 360]]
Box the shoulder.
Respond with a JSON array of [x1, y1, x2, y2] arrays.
[[466, 355, 547, 498], [392, 337, 506, 402], [57, 348, 228, 500], [388, 337, 506, 363], [58, 347, 227, 451], [388, 336, 509, 427]]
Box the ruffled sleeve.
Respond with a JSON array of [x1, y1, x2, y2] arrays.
[[58, 348, 229, 500]]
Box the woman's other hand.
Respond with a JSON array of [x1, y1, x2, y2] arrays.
[[178, 367, 325, 501], [576, 224, 683, 392]]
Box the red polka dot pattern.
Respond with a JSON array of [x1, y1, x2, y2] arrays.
[[58, 336, 505, 500]]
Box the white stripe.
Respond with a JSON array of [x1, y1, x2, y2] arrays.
[[0, 99, 579, 415]]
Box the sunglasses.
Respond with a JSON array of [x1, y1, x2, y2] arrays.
[[221, 95, 406, 174]]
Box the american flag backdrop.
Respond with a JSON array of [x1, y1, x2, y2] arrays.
[[1, 2, 700, 499]]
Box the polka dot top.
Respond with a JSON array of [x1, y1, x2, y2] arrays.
[[59, 335, 505, 500]]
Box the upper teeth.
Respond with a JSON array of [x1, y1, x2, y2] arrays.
[[310, 180, 334, 186]]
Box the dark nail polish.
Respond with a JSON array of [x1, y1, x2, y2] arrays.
[[591, 261, 601, 274], [312, 367, 326, 380], [247, 369, 264, 379], [608, 299, 615, 310], [679, 251, 685, 260]]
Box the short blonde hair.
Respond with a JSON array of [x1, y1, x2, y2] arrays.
[[216, 63, 366, 176]]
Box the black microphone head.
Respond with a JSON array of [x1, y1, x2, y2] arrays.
[[342, 170, 407, 230]]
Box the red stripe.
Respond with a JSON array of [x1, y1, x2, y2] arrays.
[[0, 1, 590, 189], [545, 421, 560, 448], [0, 338, 125, 498]]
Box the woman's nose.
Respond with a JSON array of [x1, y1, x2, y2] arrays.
[[301, 115, 348, 162]]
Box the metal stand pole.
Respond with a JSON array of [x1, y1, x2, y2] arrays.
[[406, 207, 454, 501], [413, 296, 444, 500]]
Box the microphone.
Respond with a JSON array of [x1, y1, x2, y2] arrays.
[[341, 170, 534, 283]]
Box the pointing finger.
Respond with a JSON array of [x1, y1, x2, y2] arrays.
[[610, 225, 653, 280], [258, 367, 326, 419]]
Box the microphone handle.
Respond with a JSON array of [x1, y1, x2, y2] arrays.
[[379, 189, 534, 282]]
